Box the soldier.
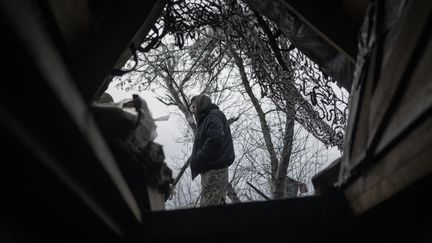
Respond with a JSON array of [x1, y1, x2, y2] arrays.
[[189, 95, 235, 206]]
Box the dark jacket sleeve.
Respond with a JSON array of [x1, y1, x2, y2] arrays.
[[194, 113, 225, 164]]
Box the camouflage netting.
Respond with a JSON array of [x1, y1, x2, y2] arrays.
[[115, 0, 348, 149]]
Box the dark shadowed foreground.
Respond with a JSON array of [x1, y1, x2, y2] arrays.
[[1, 0, 430, 242]]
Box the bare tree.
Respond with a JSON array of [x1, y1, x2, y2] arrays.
[[117, 0, 348, 149], [111, 0, 346, 207], [227, 46, 293, 199], [114, 37, 246, 207]]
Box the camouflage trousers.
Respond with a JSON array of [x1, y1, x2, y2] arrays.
[[200, 167, 228, 207]]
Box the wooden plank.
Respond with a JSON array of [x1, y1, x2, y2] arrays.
[[71, 0, 164, 103], [367, 0, 432, 149], [340, 0, 369, 24], [338, 50, 371, 183], [281, 0, 360, 62], [147, 185, 166, 211], [127, 183, 166, 212], [0, 0, 142, 233], [112, 0, 167, 73], [46, 0, 92, 56], [0, 129, 122, 241], [348, 46, 378, 166], [375, 33, 432, 153], [343, 0, 432, 214], [338, 81, 363, 183], [135, 195, 353, 241], [312, 158, 341, 195], [345, 115, 432, 215]]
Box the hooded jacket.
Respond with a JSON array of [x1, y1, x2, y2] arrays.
[[190, 95, 235, 179]]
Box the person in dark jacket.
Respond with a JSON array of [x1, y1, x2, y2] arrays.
[[189, 94, 235, 206]]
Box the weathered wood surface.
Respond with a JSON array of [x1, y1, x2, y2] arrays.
[[341, 0, 432, 214], [0, 0, 143, 235], [279, 0, 360, 62], [345, 115, 432, 215], [375, 31, 432, 153], [367, 0, 432, 151], [347, 46, 377, 168], [41, 0, 164, 103], [71, 0, 164, 103], [45, 0, 92, 55], [312, 158, 341, 195], [135, 194, 353, 241]]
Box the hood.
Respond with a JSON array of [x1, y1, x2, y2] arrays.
[[191, 94, 211, 115], [191, 95, 219, 124]]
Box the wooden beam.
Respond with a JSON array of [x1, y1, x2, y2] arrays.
[[46, 0, 93, 56], [367, 0, 432, 152], [280, 0, 360, 62], [345, 115, 432, 215], [135, 194, 353, 241], [0, 0, 142, 235], [146, 185, 166, 211], [339, 0, 432, 185], [0, 129, 122, 241], [312, 158, 341, 195], [71, 0, 165, 103], [340, 0, 369, 24], [375, 29, 432, 154], [342, 0, 432, 215]]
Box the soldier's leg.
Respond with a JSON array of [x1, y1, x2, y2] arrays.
[[200, 167, 228, 207]]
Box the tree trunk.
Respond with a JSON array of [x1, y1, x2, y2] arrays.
[[272, 109, 295, 199], [163, 74, 196, 132], [251, 11, 341, 149], [229, 47, 279, 185]]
